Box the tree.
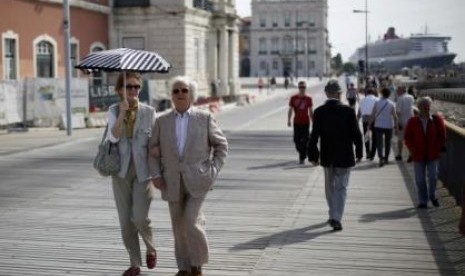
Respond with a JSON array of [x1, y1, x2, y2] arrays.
[[342, 62, 357, 75], [331, 53, 343, 71]]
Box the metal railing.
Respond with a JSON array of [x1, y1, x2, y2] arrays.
[[438, 121, 465, 205]]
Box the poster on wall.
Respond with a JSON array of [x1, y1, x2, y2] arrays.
[[0, 81, 21, 126], [25, 78, 89, 127]]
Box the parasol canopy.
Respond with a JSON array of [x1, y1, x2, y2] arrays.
[[75, 48, 171, 73]]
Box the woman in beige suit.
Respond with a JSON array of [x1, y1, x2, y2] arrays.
[[150, 76, 228, 276], [107, 72, 157, 276]]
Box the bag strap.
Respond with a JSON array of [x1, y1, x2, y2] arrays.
[[100, 124, 109, 145], [374, 101, 389, 120]]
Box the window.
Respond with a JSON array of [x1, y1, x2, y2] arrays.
[[297, 60, 303, 70], [282, 36, 293, 55], [272, 60, 278, 70], [259, 38, 267, 55], [259, 15, 266, 28], [308, 38, 317, 53], [297, 37, 305, 53], [90, 45, 104, 88], [4, 38, 17, 80], [272, 13, 278, 27], [308, 60, 315, 70], [36, 41, 54, 78], [284, 12, 291, 27], [260, 61, 267, 71], [271, 38, 279, 54], [114, 0, 149, 7], [70, 42, 78, 77]]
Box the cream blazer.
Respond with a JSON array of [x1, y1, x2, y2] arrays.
[[150, 108, 228, 201]]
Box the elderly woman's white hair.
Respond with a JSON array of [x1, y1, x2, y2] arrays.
[[169, 75, 198, 102], [416, 96, 432, 108]]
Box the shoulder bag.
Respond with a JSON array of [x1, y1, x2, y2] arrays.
[[93, 124, 120, 177]]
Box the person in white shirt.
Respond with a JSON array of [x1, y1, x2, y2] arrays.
[[357, 88, 378, 160], [395, 86, 415, 161], [368, 87, 398, 167]]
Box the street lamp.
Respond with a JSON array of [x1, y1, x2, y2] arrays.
[[353, 0, 369, 82]]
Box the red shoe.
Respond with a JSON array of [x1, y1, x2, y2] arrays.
[[146, 251, 157, 269], [122, 267, 140, 276]]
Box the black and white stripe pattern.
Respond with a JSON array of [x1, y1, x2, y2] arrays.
[[75, 48, 171, 73]]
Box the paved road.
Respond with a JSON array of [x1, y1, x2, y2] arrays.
[[0, 82, 464, 275]]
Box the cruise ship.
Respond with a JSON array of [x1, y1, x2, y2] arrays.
[[349, 27, 456, 72]]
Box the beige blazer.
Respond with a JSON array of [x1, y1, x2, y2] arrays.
[[150, 108, 228, 201]]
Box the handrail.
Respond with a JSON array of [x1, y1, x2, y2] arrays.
[[438, 120, 465, 206]]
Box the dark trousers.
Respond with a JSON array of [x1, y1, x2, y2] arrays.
[[374, 127, 393, 161], [362, 121, 376, 158], [293, 123, 310, 161]]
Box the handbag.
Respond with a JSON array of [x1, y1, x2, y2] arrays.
[[93, 124, 120, 176]]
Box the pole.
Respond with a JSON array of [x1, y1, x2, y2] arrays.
[[306, 23, 309, 79], [63, 0, 72, 135], [295, 10, 298, 80], [365, 0, 368, 79]]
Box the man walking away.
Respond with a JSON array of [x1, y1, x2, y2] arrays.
[[288, 80, 313, 164], [395, 85, 414, 161], [308, 80, 363, 231], [357, 88, 378, 160]]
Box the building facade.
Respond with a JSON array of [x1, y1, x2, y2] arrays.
[[111, 0, 240, 99], [0, 0, 110, 81], [250, 0, 330, 79]]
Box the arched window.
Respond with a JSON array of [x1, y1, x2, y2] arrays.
[[36, 41, 54, 78]]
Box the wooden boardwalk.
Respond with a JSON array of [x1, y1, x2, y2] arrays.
[[0, 126, 464, 275]]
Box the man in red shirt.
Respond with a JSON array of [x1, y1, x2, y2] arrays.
[[288, 81, 313, 164]]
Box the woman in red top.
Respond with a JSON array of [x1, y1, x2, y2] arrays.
[[404, 97, 446, 209]]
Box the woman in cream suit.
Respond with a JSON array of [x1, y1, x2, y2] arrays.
[[150, 76, 228, 276], [107, 72, 157, 276]]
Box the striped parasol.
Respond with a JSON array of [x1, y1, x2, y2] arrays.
[[75, 48, 171, 73]]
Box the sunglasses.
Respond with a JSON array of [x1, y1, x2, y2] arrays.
[[298, 86, 306, 89], [126, 84, 141, 90], [172, 88, 189, 94]]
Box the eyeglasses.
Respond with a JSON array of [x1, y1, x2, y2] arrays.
[[125, 84, 141, 90], [172, 88, 189, 94]]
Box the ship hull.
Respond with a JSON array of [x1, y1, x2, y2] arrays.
[[370, 53, 456, 72]]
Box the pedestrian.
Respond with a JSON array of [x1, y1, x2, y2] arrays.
[[106, 72, 157, 276], [150, 76, 228, 276], [258, 77, 264, 94], [270, 76, 277, 93], [284, 77, 289, 90], [346, 82, 359, 109], [407, 85, 417, 100], [395, 85, 414, 161], [368, 87, 398, 167], [307, 79, 363, 231], [287, 80, 313, 164], [404, 97, 446, 209], [357, 87, 378, 160]]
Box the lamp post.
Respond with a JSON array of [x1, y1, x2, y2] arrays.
[[354, 0, 369, 82]]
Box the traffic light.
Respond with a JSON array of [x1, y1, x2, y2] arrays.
[[358, 60, 365, 73]]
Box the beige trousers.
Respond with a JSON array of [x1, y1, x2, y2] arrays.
[[112, 161, 155, 267], [168, 178, 209, 270]]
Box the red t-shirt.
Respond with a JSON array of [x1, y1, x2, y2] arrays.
[[289, 94, 313, 124]]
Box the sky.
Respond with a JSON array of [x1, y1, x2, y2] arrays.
[[236, 0, 465, 63]]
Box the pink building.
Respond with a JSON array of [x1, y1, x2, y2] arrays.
[[0, 0, 109, 80]]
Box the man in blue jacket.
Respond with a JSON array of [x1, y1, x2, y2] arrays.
[[307, 79, 363, 231]]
